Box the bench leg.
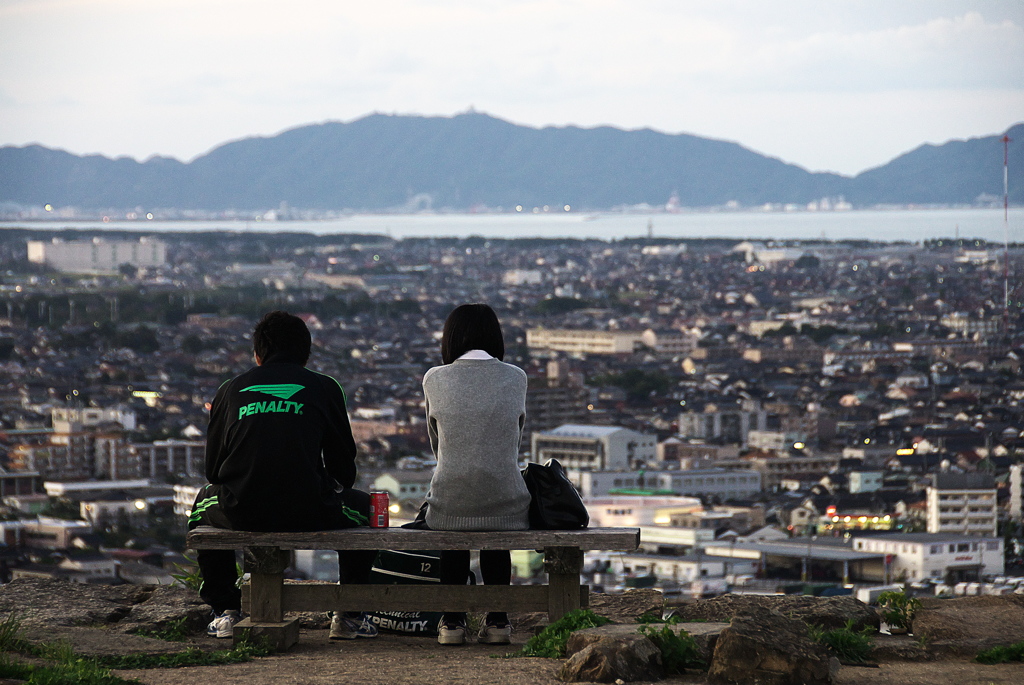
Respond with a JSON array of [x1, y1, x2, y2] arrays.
[[240, 546, 298, 650], [544, 546, 583, 622]]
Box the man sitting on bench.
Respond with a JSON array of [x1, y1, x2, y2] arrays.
[[188, 310, 378, 640]]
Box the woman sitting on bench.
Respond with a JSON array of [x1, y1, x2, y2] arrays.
[[420, 303, 531, 646]]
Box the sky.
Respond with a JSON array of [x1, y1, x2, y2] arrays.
[[0, 0, 1022, 176]]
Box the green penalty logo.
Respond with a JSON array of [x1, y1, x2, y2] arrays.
[[238, 384, 305, 419]]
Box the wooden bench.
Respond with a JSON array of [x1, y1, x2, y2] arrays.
[[186, 526, 640, 649]]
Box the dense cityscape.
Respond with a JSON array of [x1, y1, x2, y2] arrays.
[[0, 228, 1022, 597]]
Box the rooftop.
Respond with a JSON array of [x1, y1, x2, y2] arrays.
[[547, 424, 629, 438]]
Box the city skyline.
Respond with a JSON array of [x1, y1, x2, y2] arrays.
[[0, 1, 1022, 176]]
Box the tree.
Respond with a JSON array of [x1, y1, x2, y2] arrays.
[[40, 497, 82, 521]]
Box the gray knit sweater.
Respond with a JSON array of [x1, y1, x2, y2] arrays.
[[422, 357, 531, 531]]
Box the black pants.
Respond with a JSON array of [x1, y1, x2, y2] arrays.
[[188, 484, 377, 614], [439, 549, 511, 624]]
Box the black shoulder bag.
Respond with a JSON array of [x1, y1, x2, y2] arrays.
[[521, 458, 589, 530]]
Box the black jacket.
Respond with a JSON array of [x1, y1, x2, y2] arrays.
[[205, 356, 360, 531]]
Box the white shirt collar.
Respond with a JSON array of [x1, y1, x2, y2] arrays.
[[457, 349, 494, 361]]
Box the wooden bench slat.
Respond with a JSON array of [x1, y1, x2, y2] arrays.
[[187, 526, 640, 551], [243, 583, 589, 614]]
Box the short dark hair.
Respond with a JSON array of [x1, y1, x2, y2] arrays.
[[440, 303, 505, 364], [253, 311, 311, 366]]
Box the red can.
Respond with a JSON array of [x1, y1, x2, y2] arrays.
[[369, 491, 390, 528]]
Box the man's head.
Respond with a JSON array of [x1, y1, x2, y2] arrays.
[[253, 311, 311, 366]]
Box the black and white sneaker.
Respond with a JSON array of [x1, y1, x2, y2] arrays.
[[329, 613, 379, 640], [206, 610, 242, 639]]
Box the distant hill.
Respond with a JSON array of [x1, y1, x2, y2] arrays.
[[1, 113, 1021, 211]]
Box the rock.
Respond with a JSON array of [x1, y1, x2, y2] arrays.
[[0, 577, 207, 635], [672, 593, 879, 632], [515, 589, 664, 635], [708, 607, 840, 685], [567, 621, 728, 664], [911, 594, 1024, 653], [588, 589, 664, 623], [113, 585, 210, 635], [558, 634, 662, 683]]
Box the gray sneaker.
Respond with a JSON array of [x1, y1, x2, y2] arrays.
[[478, 621, 512, 645], [329, 613, 379, 640], [437, 618, 467, 645], [206, 610, 242, 639]]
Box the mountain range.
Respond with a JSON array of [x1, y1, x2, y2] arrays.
[[1, 113, 1021, 212]]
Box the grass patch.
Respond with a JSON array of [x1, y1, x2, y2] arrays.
[[1, 611, 272, 676], [807, 620, 873, 664], [95, 634, 274, 670], [515, 609, 612, 658], [0, 652, 140, 685], [133, 617, 193, 642], [637, 625, 705, 674], [976, 640, 1024, 664]]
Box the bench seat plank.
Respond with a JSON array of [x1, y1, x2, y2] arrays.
[[242, 583, 589, 614], [187, 526, 639, 551]]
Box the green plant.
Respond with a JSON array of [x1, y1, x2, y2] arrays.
[[516, 609, 612, 658], [637, 625, 704, 674], [0, 613, 26, 652], [976, 640, 1024, 664], [877, 591, 921, 632], [134, 617, 192, 642], [36, 638, 76, 663], [169, 558, 202, 591], [807, 620, 873, 664]]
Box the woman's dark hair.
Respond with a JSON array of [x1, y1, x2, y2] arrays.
[[440, 303, 505, 364], [253, 311, 311, 365]]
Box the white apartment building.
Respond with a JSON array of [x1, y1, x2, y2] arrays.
[[852, 533, 1003, 582], [747, 430, 805, 452], [848, 471, 884, 493], [585, 495, 701, 527], [173, 482, 203, 518], [639, 329, 695, 356], [926, 473, 998, 537], [577, 468, 761, 501], [531, 425, 656, 471], [678, 404, 768, 447], [502, 269, 543, 286], [27, 237, 166, 274], [372, 470, 433, 501], [526, 328, 643, 355], [52, 406, 137, 431], [607, 551, 757, 584], [131, 439, 205, 480]]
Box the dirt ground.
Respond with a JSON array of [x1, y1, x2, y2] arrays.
[[112, 627, 1024, 685], [7, 587, 1023, 685]]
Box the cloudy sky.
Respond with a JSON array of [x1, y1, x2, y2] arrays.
[[1, 0, 1021, 175]]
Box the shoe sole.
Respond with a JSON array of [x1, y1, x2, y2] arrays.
[[329, 633, 377, 640], [479, 636, 511, 644], [437, 633, 466, 645]]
